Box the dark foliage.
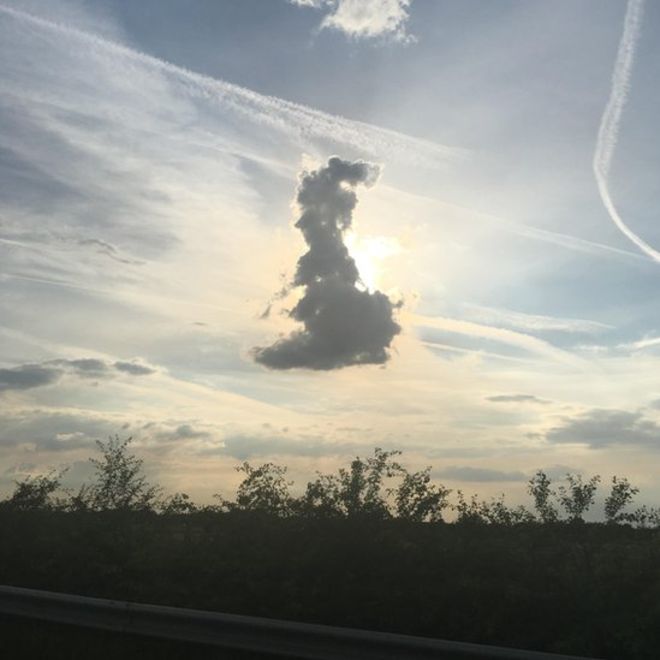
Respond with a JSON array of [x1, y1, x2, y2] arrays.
[[4, 470, 65, 510], [2, 439, 660, 658], [0, 510, 659, 659]]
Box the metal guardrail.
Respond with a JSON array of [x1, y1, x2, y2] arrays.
[[0, 584, 603, 660]]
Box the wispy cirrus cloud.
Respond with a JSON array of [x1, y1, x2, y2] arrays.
[[412, 313, 580, 365], [462, 304, 611, 335], [0, 3, 456, 167]]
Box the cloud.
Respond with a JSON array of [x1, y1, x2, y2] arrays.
[[422, 340, 534, 365], [620, 335, 660, 352], [113, 360, 156, 376], [545, 408, 660, 449], [0, 410, 124, 451], [0, 358, 155, 392], [463, 304, 611, 334], [414, 314, 579, 364], [465, 206, 646, 263], [254, 157, 401, 370], [0, 364, 60, 391], [0, 412, 220, 458], [213, 432, 375, 460], [155, 424, 212, 442], [433, 466, 527, 483], [51, 358, 110, 378], [487, 394, 550, 404], [0, 4, 457, 167], [291, 0, 414, 42]]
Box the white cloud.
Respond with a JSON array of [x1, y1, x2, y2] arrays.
[[291, 0, 414, 42]]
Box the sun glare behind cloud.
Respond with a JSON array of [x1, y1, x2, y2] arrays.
[[345, 232, 402, 292]]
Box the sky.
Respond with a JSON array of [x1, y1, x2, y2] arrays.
[[1, 0, 660, 508]]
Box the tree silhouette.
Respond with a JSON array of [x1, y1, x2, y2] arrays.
[[84, 435, 161, 511], [557, 473, 601, 522], [604, 476, 638, 524], [4, 470, 65, 510], [478, 495, 535, 525], [2, 438, 659, 531], [391, 467, 451, 522], [527, 470, 558, 523], [298, 448, 402, 518], [220, 462, 293, 516], [159, 492, 197, 514]]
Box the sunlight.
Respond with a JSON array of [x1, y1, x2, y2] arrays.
[[345, 232, 402, 291]]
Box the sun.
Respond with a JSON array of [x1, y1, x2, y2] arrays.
[[345, 233, 402, 292]]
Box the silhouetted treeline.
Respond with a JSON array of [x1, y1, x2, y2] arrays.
[[2, 436, 660, 526], [1, 437, 660, 659]]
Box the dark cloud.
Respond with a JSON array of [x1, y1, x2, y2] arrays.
[[487, 394, 550, 404], [0, 358, 155, 393], [545, 409, 660, 449], [114, 361, 156, 376], [254, 156, 400, 370], [50, 358, 110, 378], [0, 410, 121, 451], [173, 424, 210, 439], [155, 424, 212, 442], [434, 466, 527, 482], [0, 364, 60, 391], [66, 358, 108, 372], [0, 412, 204, 455]]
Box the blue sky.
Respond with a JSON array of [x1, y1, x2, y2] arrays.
[[1, 0, 659, 506]]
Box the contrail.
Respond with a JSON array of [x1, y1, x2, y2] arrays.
[[0, 3, 462, 168], [593, 0, 659, 261]]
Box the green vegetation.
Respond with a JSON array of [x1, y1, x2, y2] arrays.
[[1, 437, 660, 659]]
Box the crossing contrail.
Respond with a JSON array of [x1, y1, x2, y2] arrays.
[[593, 0, 659, 261]]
